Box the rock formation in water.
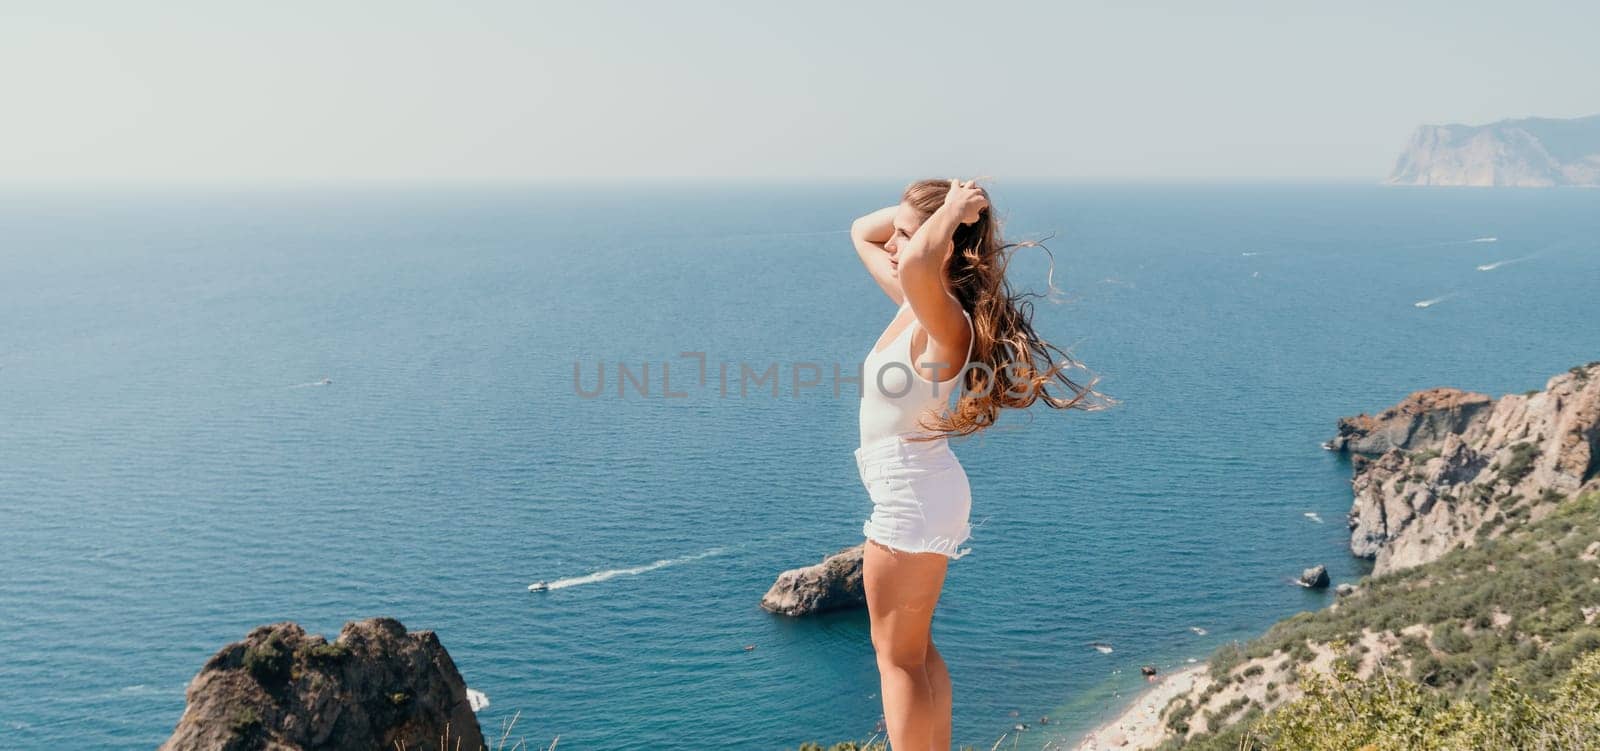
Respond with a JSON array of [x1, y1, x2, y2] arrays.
[[1297, 565, 1330, 589], [1330, 362, 1600, 575], [161, 617, 485, 751], [761, 544, 865, 616], [1386, 114, 1600, 187]]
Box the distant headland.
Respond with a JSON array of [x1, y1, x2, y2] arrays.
[[1386, 114, 1600, 187]]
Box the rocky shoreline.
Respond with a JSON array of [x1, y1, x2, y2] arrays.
[[1065, 362, 1600, 750]]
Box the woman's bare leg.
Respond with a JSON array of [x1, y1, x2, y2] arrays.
[[926, 640, 952, 750], [863, 538, 950, 751]]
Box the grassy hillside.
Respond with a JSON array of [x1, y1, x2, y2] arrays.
[[1158, 491, 1600, 750]]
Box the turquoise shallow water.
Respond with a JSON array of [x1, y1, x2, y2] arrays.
[[1, 183, 1596, 749]]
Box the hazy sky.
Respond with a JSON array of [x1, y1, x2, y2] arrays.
[[3, 1, 1595, 182]]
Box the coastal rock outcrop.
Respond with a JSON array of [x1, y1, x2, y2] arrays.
[[1332, 362, 1600, 575], [1386, 114, 1600, 187], [1298, 565, 1330, 589], [761, 544, 865, 616], [1326, 388, 1494, 454], [161, 617, 485, 751]]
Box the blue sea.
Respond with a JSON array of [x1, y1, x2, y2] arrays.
[[1, 183, 1596, 750]]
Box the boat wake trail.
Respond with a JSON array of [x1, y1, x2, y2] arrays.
[[1477, 254, 1538, 272], [1414, 293, 1454, 309], [1405, 236, 1498, 249], [532, 546, 728, 591]]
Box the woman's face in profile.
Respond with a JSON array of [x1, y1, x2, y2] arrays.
[[882, 202, 925, 275]]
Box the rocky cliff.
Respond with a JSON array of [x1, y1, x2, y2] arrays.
[[1331, 362, 1600, 575], [1385, 114, 1600, 187], [161, 617, 485, 751]]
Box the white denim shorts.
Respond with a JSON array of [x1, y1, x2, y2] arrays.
[[854, 434, 974, 560]]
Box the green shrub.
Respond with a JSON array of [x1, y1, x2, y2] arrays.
[[1287, 641, 1314, 666], [296, 641, 349, 662], [1206, 696, 1251, 727], [229, 706, 261, 735], [1165, 698, 1195, 734], [1241, 649, 1600, 750], [243, 635, 290, 685], [1410, 448, 1442, 463], [1431, 621, 1471, 654], [1208, 642, 1245, 682], [1498, 442, 1539, 486], [1476, 512, 1505, 540]]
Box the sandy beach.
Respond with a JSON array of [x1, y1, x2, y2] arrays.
[[1071, 664, 1206, 751]]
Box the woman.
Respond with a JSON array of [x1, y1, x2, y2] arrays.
[[849, 178, 1103, 749]]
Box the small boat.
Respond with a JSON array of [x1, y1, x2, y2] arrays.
[[528, 581, 550, 592]]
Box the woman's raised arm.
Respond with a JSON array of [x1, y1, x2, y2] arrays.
[[851, 205, 904, 306], [897, 180, 986, 363]]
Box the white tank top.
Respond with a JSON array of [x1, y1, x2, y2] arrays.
[[859, 301, 975, 447]]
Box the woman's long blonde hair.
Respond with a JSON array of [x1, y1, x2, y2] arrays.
[[903, 178, 1112, 440]]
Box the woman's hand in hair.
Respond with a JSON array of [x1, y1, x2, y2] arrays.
[[897, 185, 977, 376], [943, 179, 988, 225]]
